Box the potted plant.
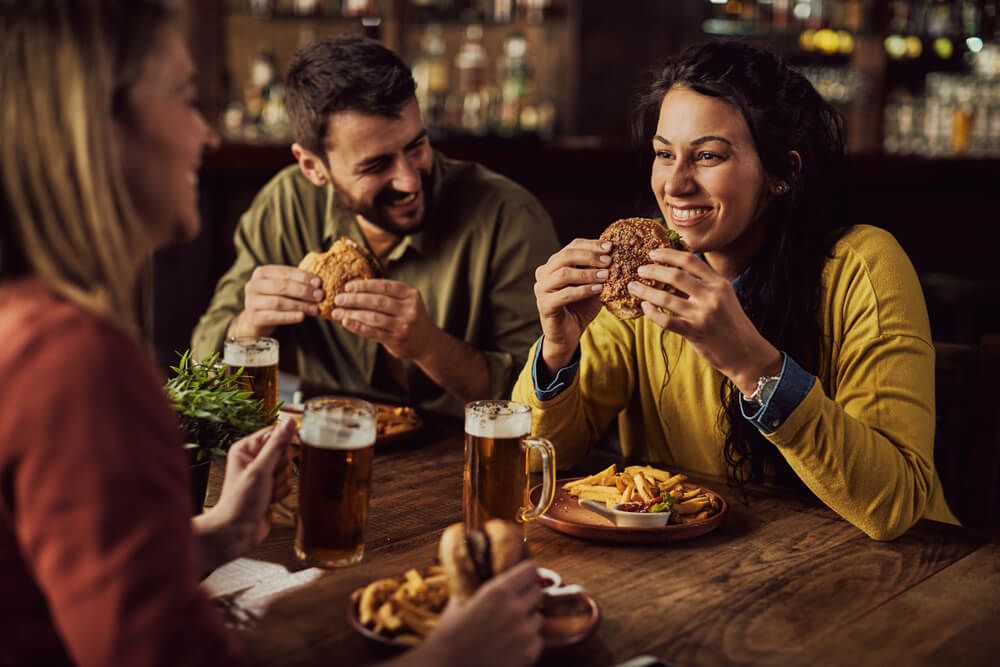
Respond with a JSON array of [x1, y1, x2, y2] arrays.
[[166, 350, 279, 513]]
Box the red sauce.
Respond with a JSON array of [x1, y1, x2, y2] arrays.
[[617, 494, 668, 513], [617, 502, 646, 513]]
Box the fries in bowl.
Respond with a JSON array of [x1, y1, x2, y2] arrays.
[[351, 566, 449, 646], [563, 464, 722, 524]]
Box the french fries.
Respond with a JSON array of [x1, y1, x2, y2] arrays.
[[376, 405, 421, 437], [353, 565, 448, 643], [563, 464, 722, 523]]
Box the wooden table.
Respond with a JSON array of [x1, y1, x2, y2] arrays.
[[204, 414, 1000, 666]]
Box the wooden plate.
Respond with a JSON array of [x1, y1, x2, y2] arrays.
[[347, 591, 601, 652], [530, 477, 728, 543]]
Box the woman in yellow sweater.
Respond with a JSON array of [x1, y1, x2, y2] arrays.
[[513, 41, 956, 540]]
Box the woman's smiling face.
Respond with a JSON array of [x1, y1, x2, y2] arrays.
[[115, 25, 219, 249], [650, 85, 773, 278]]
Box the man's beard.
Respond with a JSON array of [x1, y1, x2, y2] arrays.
[[334, 171, 434, 237]]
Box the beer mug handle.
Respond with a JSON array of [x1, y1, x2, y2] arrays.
[[519, 437, 556, 522]]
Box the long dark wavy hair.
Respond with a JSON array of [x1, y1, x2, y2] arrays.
[[634, 41, 848, 493]]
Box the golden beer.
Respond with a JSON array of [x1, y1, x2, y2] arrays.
[[295, 397, 376, 567], [463, 401, 556, 533], [223, 336, 279, 416]]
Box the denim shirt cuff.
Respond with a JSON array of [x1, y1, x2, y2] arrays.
[[739, 352, 815, 434], [532, 336, 581, 401]]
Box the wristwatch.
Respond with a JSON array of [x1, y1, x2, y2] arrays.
[[743, 373, 781, 407]]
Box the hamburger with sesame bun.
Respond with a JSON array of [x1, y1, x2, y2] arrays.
[[598, 217, 687, 320]]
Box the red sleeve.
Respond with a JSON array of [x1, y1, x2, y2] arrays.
[[8, 312, 243, 666]]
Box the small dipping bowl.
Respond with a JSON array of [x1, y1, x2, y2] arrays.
[[578, 498, 672, 528]]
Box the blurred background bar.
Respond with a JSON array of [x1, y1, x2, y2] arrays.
[[154, 0, 1000, 373]]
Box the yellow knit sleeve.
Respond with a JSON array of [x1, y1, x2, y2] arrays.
[[512, 310, 638, 470], [767, 226, 956, 539]]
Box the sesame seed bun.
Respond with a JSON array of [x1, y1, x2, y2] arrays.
[[598, 217, 687, 320]]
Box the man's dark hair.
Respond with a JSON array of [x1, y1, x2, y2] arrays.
[[634, 40, 848, 495], [285, 35, 416, 159]]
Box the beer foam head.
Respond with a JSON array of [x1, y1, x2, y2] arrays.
[[465, 400, 531, 439], [224, 337, 278, 366], [301, 398, 376, 450]]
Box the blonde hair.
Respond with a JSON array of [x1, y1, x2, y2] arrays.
[[0, 0, 178, 330]]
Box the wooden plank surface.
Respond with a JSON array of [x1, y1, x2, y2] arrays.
[[807, 541, 1000, 666], [206, 417, 995, 666]]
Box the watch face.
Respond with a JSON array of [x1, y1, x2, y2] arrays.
[[758, 376, 780, 405]]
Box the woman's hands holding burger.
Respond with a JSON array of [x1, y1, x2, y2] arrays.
[[534, 239, 611, 374], [396, 560, 544, 667], [629, 247, 782, 396]]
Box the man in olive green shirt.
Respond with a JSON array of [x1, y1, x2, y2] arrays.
[[191, 36, 558, 417]]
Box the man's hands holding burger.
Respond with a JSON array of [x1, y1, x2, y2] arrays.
[[228, 264, 324, 338], [331, 279, 436, 362], [230, 235, 436, 364]]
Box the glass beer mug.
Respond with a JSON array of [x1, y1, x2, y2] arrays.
[[463, 400, 556, 533], [223, 336, 279, 416], [224, 336, 291, 520], [295, 397, 376, 568]]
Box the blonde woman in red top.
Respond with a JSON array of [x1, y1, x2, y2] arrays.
[[0, 2, 542, 665]]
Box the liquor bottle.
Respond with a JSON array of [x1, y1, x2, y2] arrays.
[[497, 32, 532, 135], [454, 24, 489, 135], [773, 0, 791, 28], [492, 0, 514, 23], [412, 24, 449, 136], [517, 0, 547, 24]]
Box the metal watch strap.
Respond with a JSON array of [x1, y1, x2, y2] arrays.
[[744, 373, 781, 406]]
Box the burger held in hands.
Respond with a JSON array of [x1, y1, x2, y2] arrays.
[[439, 520, 529, 600], [599, 217, 688, 320], [352, 520, 594, 647], [298, 236, 382, 321]]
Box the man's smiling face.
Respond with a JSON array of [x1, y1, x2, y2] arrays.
[[322, 97, 433, 236]]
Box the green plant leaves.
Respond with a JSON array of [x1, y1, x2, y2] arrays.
[[167, 350, 279, 460]]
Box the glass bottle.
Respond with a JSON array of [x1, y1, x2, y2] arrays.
[[454, 24, 489, 135], [412, 24, 449, 136], [497, 32, 532, 135]]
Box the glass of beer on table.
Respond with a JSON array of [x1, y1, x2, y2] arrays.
[[224, 336, 290, 519], [223, 336, 279, 415], [295, 397, 376, 567], [463, 400, 556, 535]]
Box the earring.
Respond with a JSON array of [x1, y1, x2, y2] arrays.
[[775, 183, 789, 194]]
